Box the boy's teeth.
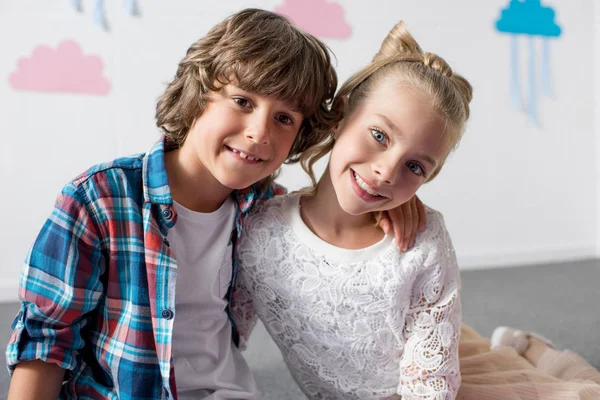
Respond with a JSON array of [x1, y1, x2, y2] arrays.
[[231, 148, 259, 161], [354, 172, 381, 196]]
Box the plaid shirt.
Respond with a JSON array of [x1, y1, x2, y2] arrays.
[[6, 139, 284, 399]]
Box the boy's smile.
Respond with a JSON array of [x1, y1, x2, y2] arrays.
[[225, 145, 263, 163]]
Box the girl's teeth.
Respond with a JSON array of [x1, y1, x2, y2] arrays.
[[354, 172, 381, 196]]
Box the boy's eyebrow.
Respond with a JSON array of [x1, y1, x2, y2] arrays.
[[225, 84, 303, 115]]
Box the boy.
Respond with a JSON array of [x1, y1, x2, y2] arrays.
[[6, 9, 337, 400]]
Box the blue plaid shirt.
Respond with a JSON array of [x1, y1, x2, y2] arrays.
[[6, 139, 284, 399]]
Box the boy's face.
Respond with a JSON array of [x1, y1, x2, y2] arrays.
[[328, 80, 449, 216], [184, 84, 304, 190]]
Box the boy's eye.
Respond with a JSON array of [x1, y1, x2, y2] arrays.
[[276, 114, 294, 125], [407, 161, 426, 177], [234, 97, 251, 108], [371, 129, 388, 145]]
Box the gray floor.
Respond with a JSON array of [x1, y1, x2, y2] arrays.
[[0, 259, 598, 399]]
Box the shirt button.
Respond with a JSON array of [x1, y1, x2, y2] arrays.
[[162, 208, 173, 219], [161, 309, 174, 320]]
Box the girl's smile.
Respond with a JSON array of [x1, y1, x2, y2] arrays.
[[350, 169, 387, 202]]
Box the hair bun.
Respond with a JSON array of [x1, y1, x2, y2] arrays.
[[372, 21, 423, 63], [450, 74, 473, 118], [423, 52, 453, 77]]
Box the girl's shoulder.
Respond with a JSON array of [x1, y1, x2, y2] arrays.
[[397, 206, 455, 266], [244, 193, 298, 230], [416, 206, 450, 245]]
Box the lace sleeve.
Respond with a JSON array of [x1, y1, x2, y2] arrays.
[[231, 263, 259, 351], [399, 215, 461, 400]]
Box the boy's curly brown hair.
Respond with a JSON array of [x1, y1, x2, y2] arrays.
[[156, 8, 340, 190]]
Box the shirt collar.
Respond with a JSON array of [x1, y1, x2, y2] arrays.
[[142, 138, 173, 205]]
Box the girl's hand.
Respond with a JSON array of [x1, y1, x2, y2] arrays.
[[377, 195, 426, 252]]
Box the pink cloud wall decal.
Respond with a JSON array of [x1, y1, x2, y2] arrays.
[[276, 0, 352, 39], [9, 40, 110, 95]]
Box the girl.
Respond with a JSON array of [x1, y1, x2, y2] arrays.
[[233, 20, 600, 400], [233, 21, 470, 399]]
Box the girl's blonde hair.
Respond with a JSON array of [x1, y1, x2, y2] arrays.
[[155, 8, 338, 190], [300, 21, 473, 186]]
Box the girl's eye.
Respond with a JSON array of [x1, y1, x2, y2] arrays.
[[234, 97, 251, 108], [371, 129, 388, 145], [407, 161, 426, 177], [276, 114, 293, 125]]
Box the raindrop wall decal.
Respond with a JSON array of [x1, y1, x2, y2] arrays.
[[69, 0, 140, 30], [495, 0, 562, 125]]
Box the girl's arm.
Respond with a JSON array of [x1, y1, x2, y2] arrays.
[[398, 213, 462, 399]]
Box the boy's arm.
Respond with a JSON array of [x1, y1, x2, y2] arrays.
[[377, 195, 427, 252], [398, 214, 461, 399], [8, 360, 65, 400], [6, 183, 105, 389]]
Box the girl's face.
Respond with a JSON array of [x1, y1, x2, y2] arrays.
[[328, 79, 450, 216]]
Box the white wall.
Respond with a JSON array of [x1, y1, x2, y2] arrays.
[[0, 0, 597, 301], [595, 1, 600, 257]]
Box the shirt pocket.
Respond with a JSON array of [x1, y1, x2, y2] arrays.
[[219, 244, 233, 298]]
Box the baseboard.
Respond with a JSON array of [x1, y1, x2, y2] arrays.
[[0, 282, 19, 303], [458, 244, 597, 270]]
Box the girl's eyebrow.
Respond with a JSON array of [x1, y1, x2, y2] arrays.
[[418, 153, 438, 169], [375, 113, 398, 133]]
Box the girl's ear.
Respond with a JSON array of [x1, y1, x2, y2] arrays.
[[332, 118, 346, 140]]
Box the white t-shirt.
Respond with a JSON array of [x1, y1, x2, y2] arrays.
[[233, 194, 462, 400], [170, 198, 257, 400]]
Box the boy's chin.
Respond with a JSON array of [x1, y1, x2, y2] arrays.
[[218, 174, 270, 191]]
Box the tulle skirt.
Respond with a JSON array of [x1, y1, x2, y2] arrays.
[[457, 324, 600, 400]]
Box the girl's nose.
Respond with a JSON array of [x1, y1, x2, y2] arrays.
[[372, 160, 399, 185]]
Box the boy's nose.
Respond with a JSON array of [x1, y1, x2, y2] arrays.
[[245, 116, 270, 145]]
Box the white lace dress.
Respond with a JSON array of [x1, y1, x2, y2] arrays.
[[233, 194, 462, 400]]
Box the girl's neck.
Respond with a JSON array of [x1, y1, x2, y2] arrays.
[[165, 147, 233, 213], [299, 169, 384, 250]]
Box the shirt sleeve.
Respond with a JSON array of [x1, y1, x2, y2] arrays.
[[398, 215, 462, 400], [6, 182, 106, 374]]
